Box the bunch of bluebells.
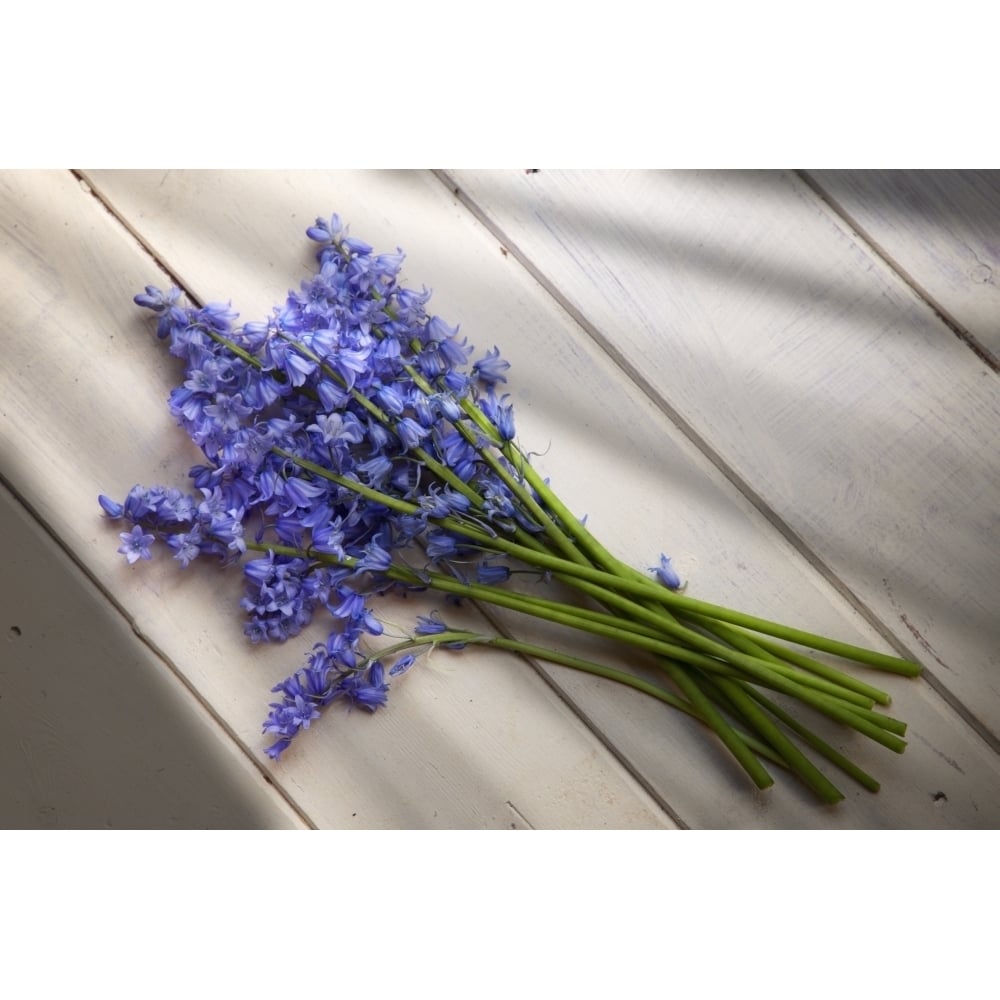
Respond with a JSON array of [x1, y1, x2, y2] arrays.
[[100, 213, 921, 803], [101, 214, 545, 759]]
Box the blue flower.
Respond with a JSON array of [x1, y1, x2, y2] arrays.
[[305, 213, 345, 245], [307, 411, 366, 449], [133, 285, 188, 339], [98, 494, 124, 519], [472, 347, 510, 385], [342, 661, 389, 712], [414, 611, 449, 635], [167, 528, 203, 567], [412, 612, 467, 647], [652, 554, 682, 590], [118, 525, 155, 564], [203, 392, 253, 433], [195, 301, 239, 334], [395, 416, 430, 451], [425, 530, 461, 562], [355, 540, 393, 574], [479, 390, 516, 441], [263, 738, 292, 760], [388, 654, 417, 677], [476, 562, 511, 585]]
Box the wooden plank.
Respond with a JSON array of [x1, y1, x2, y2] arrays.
[[0, 480, 307, 829], [0, 170, 676, 829], [445, 168, 1000, 747], [806, 170, 1000, 364], [77, 169, 1000, 828]]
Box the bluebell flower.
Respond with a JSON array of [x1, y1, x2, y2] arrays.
[[418, 487, 453, 520], [479, 390, 516, 441], [98, 494, 124, 519], [426, 315, 459, 343], [390, 461, 421, 498], [195, 301, 239, 334], [203, 392, 253, 433], [265, 337, 317, 387], [355, 540, 393, 574], [167, 529, 203, 567], [395, 416, 430, 451], [437, 333, 472, 370], [342, 235, 374, 257], [472, 347, 510, 385], [373, 382, 406, 417], [388, 654, 417, 677], [183, 353, 228, 394], [121, 484, 154, 521], [305, 213, 345, 245], [328, 587, 383, 635], [408, 391, 437, 429], [211, 508, 246, 555], [118, 525, 155, 564], [393, 285, 432, 325], [357, 454, 393, 488], [425, 531, 462, 562], [307, 411, 365, 450], [476, 562, 511, 585], [133, 285, 188, 339], [430, 391, 463, 422], [413, 612, 468, 648], [275, 476, 328, 516], [263, 694, 321, 737], [414, 343, 447, 379], [341, 661, 389, 712], [263, 738, 292, 760], [316, 377, 351, 411], [652, 554, 682, 590]]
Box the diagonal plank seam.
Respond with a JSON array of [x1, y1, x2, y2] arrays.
[[797, 171, 1000, 375], [469, 600, 691, 828]]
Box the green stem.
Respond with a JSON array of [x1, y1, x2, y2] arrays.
[[684, 614, 892, 706], [708, 674, 845, 804], [657, 659, 774, 790], [698, 673, 880, 795]]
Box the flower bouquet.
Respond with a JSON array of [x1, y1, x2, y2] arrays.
[[100, 213, 922, 805]]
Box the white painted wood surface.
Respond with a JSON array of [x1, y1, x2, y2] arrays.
[[2, 169, 998, 828], [807, 170, 1000, 363]]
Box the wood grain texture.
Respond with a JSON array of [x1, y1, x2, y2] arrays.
[[446, 169, 1000, 750], [74, 169, 1000, 828], [0, 170, 676, 829], [806, 170, 1000, 364]]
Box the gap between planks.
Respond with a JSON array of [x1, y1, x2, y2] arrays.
[[470, 601, 692, 830], [435, 168, 1000, 759], [797, 171, 1000, 375]]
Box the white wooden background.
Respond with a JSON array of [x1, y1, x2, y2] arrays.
[[1, 169, 998, 829]]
